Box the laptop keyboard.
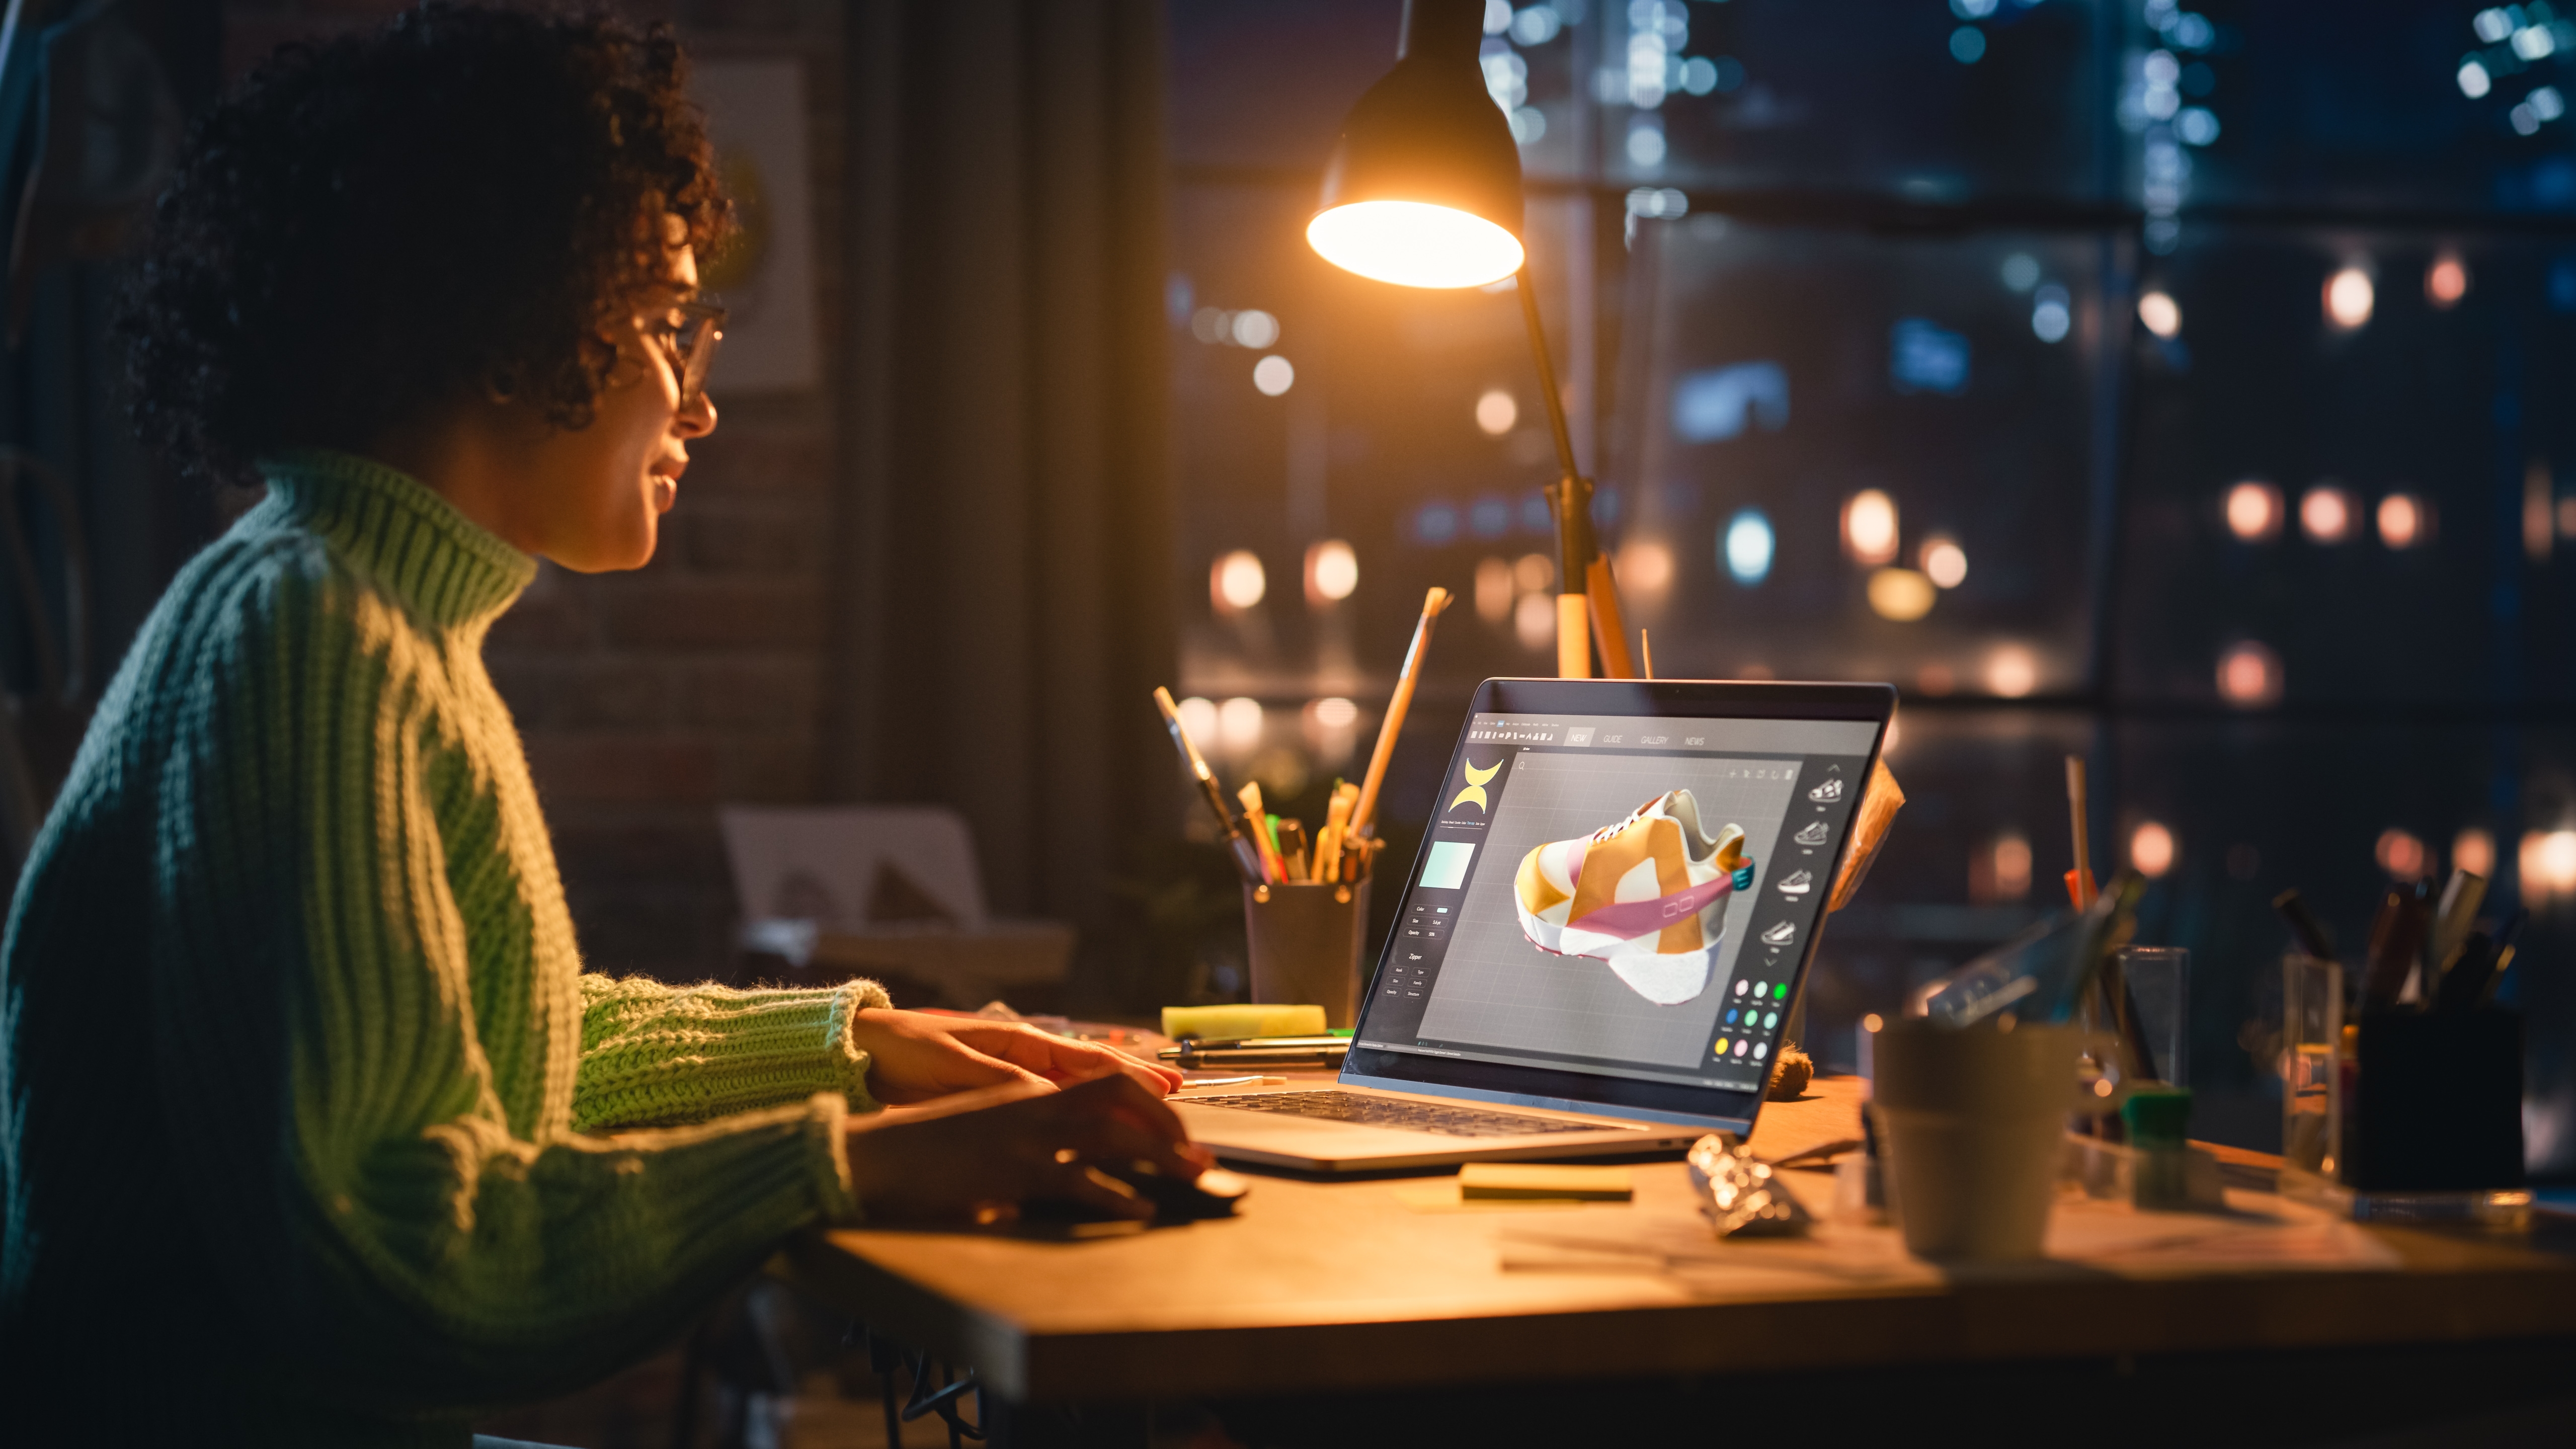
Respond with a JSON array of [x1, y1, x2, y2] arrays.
[[1187, 1090, 1611, 1138]]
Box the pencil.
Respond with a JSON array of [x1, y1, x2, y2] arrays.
[[1352, 587, 1453, 839]]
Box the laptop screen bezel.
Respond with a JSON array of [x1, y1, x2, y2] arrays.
[[1337, 677, 1897, 1132]]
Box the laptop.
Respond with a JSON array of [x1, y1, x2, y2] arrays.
[[1172, 676, 1896, 1172]]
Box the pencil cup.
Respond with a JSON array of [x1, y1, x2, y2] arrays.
[[1243, 878, 1372, 1029], [1871, 1018, 2127, 1262]]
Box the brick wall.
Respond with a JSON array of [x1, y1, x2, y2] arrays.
[[223, 0, 848, 978]]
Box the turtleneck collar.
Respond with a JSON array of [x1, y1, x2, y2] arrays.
[[258, 449, 538, 631]]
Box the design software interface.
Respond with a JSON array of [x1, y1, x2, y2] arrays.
[[1356, 712, 1878, 1094]]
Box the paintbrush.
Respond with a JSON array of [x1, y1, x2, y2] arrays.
[[1350, 586, 1452, 839], [1154, 686, 1266, 885]]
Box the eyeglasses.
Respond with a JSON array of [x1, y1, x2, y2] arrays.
[[652, 299, 727, 406]]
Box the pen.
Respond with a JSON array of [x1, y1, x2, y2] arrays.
[[2424, 869, 2487, 999], [2272, 888, 2340, 965], [1153, 686, 1267, 885], [1276, 817, 1311, 882], [2359, 883, 2428, 1010], [2478, 909, 2528, 1008], [2455, 907, 2528, 1010]]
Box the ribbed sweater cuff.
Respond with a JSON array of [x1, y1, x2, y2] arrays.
[[572, 975, 896, 1132]]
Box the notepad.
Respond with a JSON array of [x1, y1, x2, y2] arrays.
[[1458, 1163, 1635, 1201]]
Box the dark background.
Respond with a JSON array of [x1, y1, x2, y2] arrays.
[[9, 0, 2576, 1176]]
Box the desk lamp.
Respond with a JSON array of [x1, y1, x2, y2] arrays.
[[1306, 0, 1633, 679]]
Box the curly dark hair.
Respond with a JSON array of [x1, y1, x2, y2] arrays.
[[117, 3, 733, 486]]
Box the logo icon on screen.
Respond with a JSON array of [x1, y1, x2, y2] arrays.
[[1760, 920, 1797, 946], [1448, 757, 1500, 812], [1776, 869, 1814, 897], [1807, 778, 1844, 802], [1794, 821, 1829, 847]]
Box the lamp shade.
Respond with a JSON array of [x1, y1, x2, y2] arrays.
[[1308, 0, 1526, 288]]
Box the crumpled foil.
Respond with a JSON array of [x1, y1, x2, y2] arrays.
[[1686, 1133, 1814, 1238]]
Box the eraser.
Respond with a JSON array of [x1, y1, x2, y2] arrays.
[[1160, 1004, 1328, 1040]]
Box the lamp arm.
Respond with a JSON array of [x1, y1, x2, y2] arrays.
[[1514, 267, 1634, 680]]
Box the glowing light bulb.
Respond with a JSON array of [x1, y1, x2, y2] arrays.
[[1475, 389, 1518, 435], [2426, 255, 2469, 308], [2300, 485, 2357, 544], [1212, 550, 1266, 612], [2376, 828, 2428, 880], [1306, 539, 1358, 602], [1842, 490, 1899, 566], [1866, 567, 1936, 621], [2325, 267, 2375, 330], [1307, 202, 1525, 289], [1723, 510, 1774, 584], [2455, 827, 2496, 878], [1252, 355, 1295, 395], [1229, 309, 1280, 348], [1474, 556, 1513, 622], [2225, 481, 2283, 541], [2378, 493, 2428, 549], [1984, 645, 2038, 698], [1919, 534, 1968, 588], [2217, 639, 2282, 706], [2523, 829, 2576, 902], [1217, 696, 1264, 753], [2130, 821, 2176, 878], [1617, 538, 1675, 596], [2137, 290, 2182, 339]]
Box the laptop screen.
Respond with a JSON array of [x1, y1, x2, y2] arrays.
[[1343, 678, 1892, 1128]]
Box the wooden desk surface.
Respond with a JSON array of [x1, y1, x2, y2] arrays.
[[786, 1077, 2576, 1404]]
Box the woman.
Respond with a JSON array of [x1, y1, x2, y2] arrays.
[[0, 8, 1198, 1443]]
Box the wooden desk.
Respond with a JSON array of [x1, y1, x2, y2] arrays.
[[787, 1078, 2576, 1444]]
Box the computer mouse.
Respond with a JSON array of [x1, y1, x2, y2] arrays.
[[1027, 1160, 1251, 1226], [1106, 1160, 1251, 1220]]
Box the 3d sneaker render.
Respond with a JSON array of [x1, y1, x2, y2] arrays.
[[1514, 788, 1756, 1005], [1759, 920, 1797, 946], [1807, 777, 1844, 802], [1793, 820, 1830, 847], [1776, 869, 1814, 897]]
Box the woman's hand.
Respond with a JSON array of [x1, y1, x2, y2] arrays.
[[848, 1007, 1185, 1105], [843, 1074, 1212, 1223]]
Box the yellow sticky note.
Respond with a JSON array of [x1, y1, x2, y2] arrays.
[[1160, 1004, 1328, 1040], [1457, 1163, 1634, 1201]]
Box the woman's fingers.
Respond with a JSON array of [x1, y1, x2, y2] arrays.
[[843, 1069, 1210, 1223], [935, 1020, 1188, 1097], [1040, 1075, 1200, 1175]]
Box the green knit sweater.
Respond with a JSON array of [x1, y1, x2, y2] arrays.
[[0, 451, 888, 1445]]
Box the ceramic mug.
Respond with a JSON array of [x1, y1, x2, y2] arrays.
[[1871, 1017, 2125, 1262]]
